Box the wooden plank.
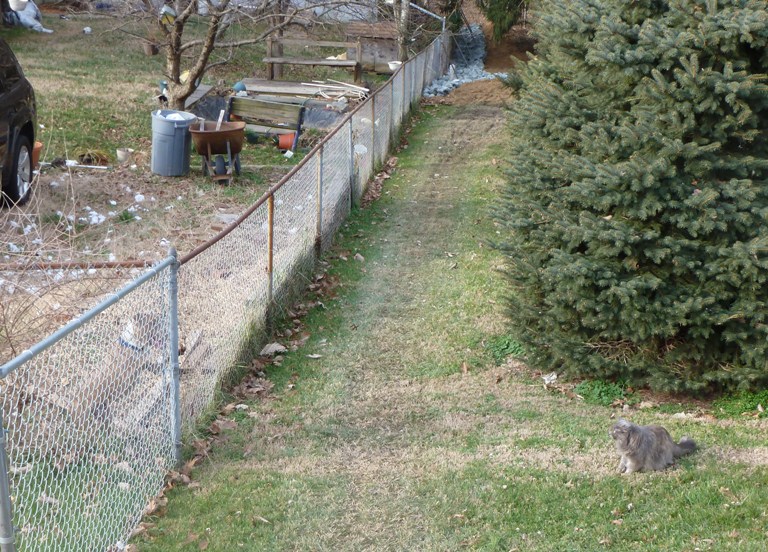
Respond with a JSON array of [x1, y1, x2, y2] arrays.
[[244, 123, 296, 135], [184, 84, 213, 109], [230, 97, 303, 122], [262, 57, 359, 67], [241, 79, 320, 96], [278, 38, 358, 49]]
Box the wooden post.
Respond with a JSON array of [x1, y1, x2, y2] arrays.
[[266, 37, 274, 80], [354, 37, 363, 83]]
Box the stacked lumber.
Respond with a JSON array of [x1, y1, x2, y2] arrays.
[[241, 78, 368, 101]]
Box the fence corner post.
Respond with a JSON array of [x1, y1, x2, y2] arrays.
[[0, 412, 16, 552], [168, 247, 182, 467]]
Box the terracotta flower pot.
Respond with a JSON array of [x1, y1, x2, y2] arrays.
[[32, 141, 43, 168], [277, 133, 295, 151]]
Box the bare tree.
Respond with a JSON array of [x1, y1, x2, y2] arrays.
[[128, 0, 375, 109]]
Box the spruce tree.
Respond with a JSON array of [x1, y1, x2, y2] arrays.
[[498, 0, 768, 393]]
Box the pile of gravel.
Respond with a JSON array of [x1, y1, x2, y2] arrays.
[[423, 24, 508, 97]]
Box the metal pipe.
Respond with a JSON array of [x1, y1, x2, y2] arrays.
[[168, 248, 182, 466], [409, 2, 445, 33], [267, 195, 275, 304], [371, 93, 377, 167], [348, 119, 355, 209], [0, 412, 16, 552], [315, 145, 324, 255]]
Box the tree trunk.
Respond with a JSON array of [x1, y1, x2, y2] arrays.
[[398, 0, 410, 61]]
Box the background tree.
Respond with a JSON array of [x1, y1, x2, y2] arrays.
[[498, 0, 768, 393], [475, 0, 528, 42], [125, 0, 371, 109]]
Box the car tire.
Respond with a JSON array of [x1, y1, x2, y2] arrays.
[[3, 134, 33, 206]]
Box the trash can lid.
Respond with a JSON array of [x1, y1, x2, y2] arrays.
[[153, 109, 198, 121]]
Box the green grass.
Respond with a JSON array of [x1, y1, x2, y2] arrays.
[[132, 105, 768, 551], [486, 334, 525, 365], [713, 389, 768, 419], [6, 15, 357, 167], [575, 379, 633, 407]]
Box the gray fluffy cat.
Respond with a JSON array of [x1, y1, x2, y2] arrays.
[[610, 418, 697, 474]]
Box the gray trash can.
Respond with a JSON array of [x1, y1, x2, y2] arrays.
[[151, 109, 198, 176]]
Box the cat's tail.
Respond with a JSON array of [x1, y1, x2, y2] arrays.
[[673, 437, 697, 458]]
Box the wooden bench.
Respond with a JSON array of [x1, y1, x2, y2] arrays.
[[227, 95, 306, 151], [264, 37, 363, 83]]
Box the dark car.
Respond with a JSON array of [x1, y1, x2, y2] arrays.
[[0, 36, 36, 206]]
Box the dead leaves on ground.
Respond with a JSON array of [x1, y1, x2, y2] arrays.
[[361, 156, 398, 207], [136, 257, 338, 535]]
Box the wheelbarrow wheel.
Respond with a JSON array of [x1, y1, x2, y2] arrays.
[[214, 155, 227, 176]]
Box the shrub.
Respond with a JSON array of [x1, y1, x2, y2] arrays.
[[497, 0, 768, 393]]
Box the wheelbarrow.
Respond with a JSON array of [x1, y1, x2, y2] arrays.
[[189, 120, 246, 183]]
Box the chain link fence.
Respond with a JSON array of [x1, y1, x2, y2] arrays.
[[0, 31, 451, 551]]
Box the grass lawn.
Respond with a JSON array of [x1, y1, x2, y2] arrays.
[[130, 104, 768, 551]]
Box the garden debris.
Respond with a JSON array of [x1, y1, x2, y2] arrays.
[[300, 80, 369, 101]]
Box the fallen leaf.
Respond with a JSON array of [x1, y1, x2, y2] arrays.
[[144, 495, 168, 516], [210, 418, 238, 434], [260, 342, 287, 356], [199, 540, 209, 550], [354, 253, 365, 262], [461, 362, 469, 374], [611, 519, 623, 526]]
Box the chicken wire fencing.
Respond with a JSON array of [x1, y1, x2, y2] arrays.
[[0, 30, 451, 551]]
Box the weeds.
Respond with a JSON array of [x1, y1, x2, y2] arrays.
[[713, 389, 768, 419], [574, 379, 632, 407], [486, 334, 525, 364]]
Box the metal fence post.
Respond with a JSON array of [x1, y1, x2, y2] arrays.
[[389, 80, 395, 151], [267, 195, 275, 303], [315, 145, 324, 255], [370, 93, 377, 167], [403, 62, 409, 115], [168, 248, 182, 467], [348, 119, 355, 209], [0, 411, 16, 552]]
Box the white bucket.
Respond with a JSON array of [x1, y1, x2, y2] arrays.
[[116, 148, 134, 163], [388, 61, 403, 71], [8, 0, 29, 11]]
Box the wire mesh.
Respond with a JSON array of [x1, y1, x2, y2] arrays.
[[176, 206, 271, 431], [392, 71, 405, 133], [321, 129, 353, 248], [271, 160, 320, 304], [351, 101, 375, 201], [373, 84, 393, 165], [1, 268, 174, 552], [0, 30, 453, 552]]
